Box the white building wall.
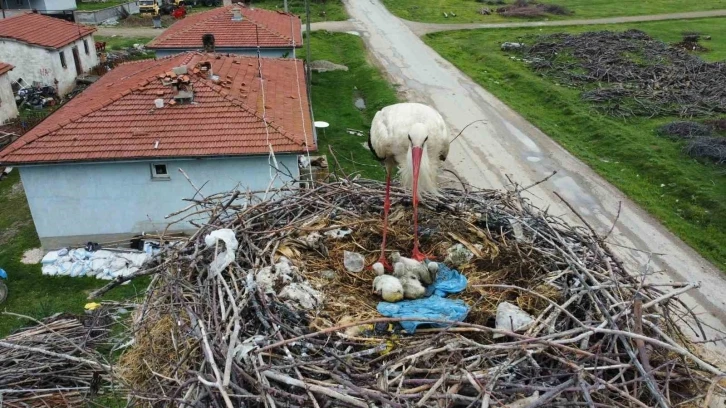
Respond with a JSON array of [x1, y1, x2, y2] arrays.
[[19, 155, 300, 248], [0, 33, 98, 96], [0, 73, 19, 123]]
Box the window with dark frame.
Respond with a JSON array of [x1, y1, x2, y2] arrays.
[[151, 164, 170, 180], [83, 39, 89, 55], [59, 51, 67, 69]]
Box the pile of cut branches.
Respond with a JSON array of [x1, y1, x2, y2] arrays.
[[514, 30, 726, 117], [108, 178, 725, 407], [497, 0, 571, 18], [0, 312, 115, 407]]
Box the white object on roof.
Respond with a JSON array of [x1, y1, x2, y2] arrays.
[[154, 98, 164, 108], [314, 121, 330, 129]]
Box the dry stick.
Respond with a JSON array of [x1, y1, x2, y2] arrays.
[[632, 294, 654, 376], [0, 341, 109, 371], [551, 192, 671, 408], [643, 283, 700, 310], [262, 370, 367, 408]]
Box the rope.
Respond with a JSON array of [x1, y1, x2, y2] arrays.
[[290, 13, 315, 187], [255, 24, 279, 179]]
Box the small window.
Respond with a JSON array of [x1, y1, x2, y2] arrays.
[[59, 51, 67, 69], [83, 39, 89, 55], [151, 163, 170, 180]]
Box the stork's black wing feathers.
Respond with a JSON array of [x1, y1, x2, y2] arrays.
[[368, 132, 385, 162]]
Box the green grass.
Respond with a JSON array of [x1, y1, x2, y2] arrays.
[[250, 0, 347, 23], [424, 17, 726, 270], [76, 0, 129, 11], [0, 171, 148, 337], [305, 31, 399, 179], [383, 0, 726, 24], [95, 35, 155, 50]]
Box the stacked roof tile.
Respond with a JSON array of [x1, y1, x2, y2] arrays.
[[147, 5, 302, 50], [0, 13, 96, 49], [0, 53, 315, 164]]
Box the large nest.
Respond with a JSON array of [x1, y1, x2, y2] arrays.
[[107, 178, 725, 407], [514, 30, 726, 118]]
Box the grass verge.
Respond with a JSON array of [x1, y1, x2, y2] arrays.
[[95, 35, 155, 50], [383, 0, 726, 24], [0, 171, 147, 337], [305, 31, 399, 179], [424, 18, 726, 270], [250, 0, 347, 23], [76, 0, 129, 11]]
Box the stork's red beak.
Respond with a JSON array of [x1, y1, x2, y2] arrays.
[[411, 146, 423, 205]]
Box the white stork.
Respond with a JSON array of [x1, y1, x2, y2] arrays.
[[368, 102, 450, 268]]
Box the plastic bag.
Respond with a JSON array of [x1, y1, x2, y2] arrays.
[[377, 263, 469, 333]]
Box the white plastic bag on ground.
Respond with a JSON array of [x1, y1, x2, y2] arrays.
[[42, 265, 59, 276], [41, 251, 59, 265], [118, 252, 149, 268], [109, 257, 128, 271], [70, 248, 90, 261], [57, 261, 73, 276], [91, 250, 115, 259], [204, 229, 239, 275], [69, 261, 90, 277], [91, 258, 110, 273]]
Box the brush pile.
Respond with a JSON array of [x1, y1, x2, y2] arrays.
[[496, 0, 571, 18], [513, 30, 726, 117], [0, 312, 114, 407], [111, 178, 725, 407]]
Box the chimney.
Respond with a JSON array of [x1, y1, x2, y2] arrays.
[[231, 7, 242, 21], [202, 33, 215, 53]]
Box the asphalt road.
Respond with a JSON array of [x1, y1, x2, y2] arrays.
[[342, 0, 726, 353]]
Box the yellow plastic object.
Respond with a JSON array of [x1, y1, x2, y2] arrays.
[[85, 302, 101, 311]]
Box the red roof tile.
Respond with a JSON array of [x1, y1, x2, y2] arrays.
[[0, 62, 13, 76], [0, 53, 315, 165], [148, 5, 302, 50], [0, 13, 96, 49]]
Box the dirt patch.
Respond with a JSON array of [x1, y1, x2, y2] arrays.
[[21, 248, 44, 264], [0, 219, 31, 246]]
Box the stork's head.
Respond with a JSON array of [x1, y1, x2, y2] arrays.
[[408, 123, 429, 148]]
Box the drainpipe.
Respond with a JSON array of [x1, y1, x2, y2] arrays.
[[283, 0, 287, 12]]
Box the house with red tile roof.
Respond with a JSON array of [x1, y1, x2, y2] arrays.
[[147, 5, 302, 58], [0, 12, 98, 96], [0, 62, 18, 123], [0, 52, 316, 248]]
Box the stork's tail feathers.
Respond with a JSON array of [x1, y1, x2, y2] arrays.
[[400, 147, 439, 199]]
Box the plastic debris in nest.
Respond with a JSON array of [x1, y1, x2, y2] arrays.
[[377, 263, 470, 333], [204, 228, 238, 275], [493, 301, 535, 338], [115, 178, 725, 408], [343, 250, 365, 272]]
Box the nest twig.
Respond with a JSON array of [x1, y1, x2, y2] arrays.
[[110, 176, 725, 407]]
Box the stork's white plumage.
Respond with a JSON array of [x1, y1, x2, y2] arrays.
[[368, 103, 450, 268]]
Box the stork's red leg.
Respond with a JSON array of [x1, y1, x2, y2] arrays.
[[377, 169, 393, 271]]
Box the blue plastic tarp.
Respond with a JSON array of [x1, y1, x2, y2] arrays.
[[377, 263, 469, 333]]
